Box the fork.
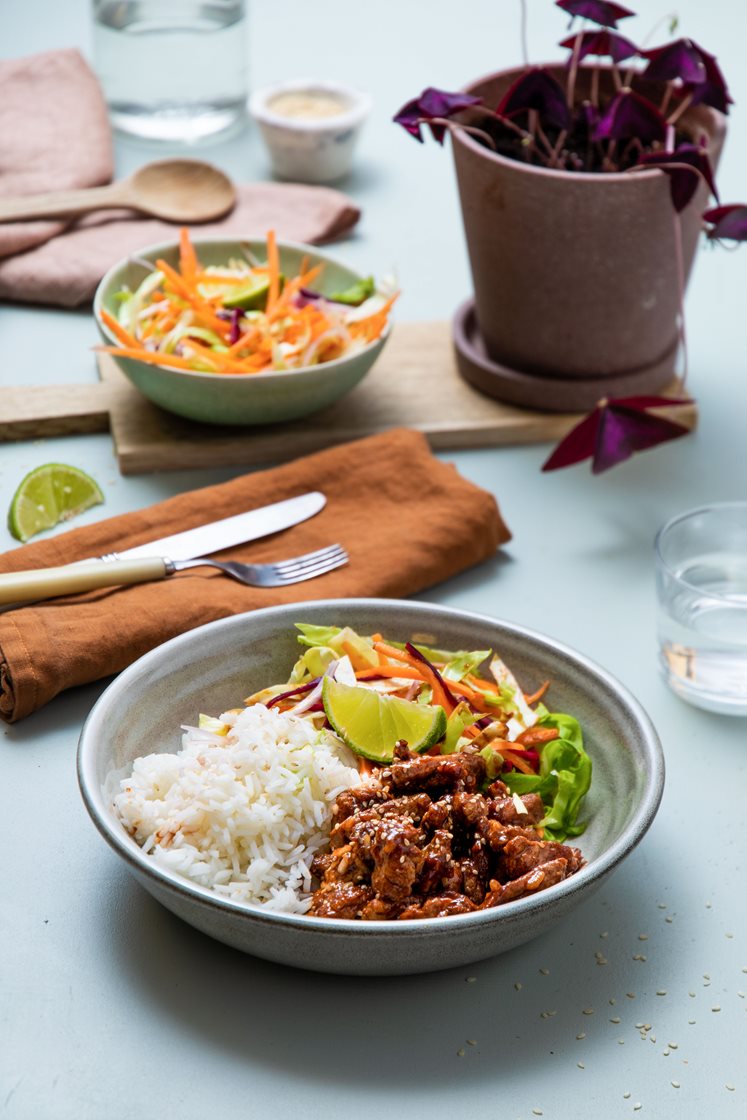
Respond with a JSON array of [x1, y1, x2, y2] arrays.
[[129, 543, 349, 588], [0, 544, 349, 606]]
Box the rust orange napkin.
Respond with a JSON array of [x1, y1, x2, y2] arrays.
[[0, 50, 360, 307], [0, 430, 510, 722]]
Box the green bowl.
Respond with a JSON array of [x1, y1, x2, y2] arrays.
[[93, 237, 389, 426]]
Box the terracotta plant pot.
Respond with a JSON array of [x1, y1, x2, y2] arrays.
[[451, 65, 726, 409]]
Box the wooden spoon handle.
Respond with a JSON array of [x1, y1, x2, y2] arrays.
[[0, 183, 133, 223]]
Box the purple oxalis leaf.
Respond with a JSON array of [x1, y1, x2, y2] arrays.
[[556, 0, 635, 30], [594, 89, 667, 142], [495, 67, 572, 131], [642, 40, 732, 114], [638, 143, 718, 212], [559, 29, 639, 64], [543, 396, 693, 473], [393, 87, 483, 143], [703, 204, 747, 242]]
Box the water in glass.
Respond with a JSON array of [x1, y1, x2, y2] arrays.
[[92, 1, 248, 142]]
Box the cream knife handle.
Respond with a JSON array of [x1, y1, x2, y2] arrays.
[[0, 557, 169, 605]]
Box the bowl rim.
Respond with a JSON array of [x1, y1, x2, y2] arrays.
[[249, 79, 373, 132], [77, 598, 665, 937], [92, 234, 390, 383]]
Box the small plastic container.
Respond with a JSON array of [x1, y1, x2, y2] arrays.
[[249, 79, 371, 183]]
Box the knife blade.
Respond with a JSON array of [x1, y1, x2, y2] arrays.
[[0, 491, 326, 607], [114, 491, 326, 561]]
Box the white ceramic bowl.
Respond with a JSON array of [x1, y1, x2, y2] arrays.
[[250, 79, 372, 183], [77, 600, 664, 976]]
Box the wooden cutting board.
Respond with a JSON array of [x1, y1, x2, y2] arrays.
[[0, 322, 695, 475]]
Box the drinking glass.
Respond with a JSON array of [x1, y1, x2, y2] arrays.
[[92, 1, 248, 142], [655, 502, 747, 714]]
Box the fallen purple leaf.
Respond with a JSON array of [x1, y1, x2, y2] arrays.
[[393, 87, 483, 143], [638, 143, 718, 211]]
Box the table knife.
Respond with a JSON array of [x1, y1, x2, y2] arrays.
[[0, 491, 325, 606]]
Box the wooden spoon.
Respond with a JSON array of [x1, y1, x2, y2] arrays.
[[0, 158, 236, 224]]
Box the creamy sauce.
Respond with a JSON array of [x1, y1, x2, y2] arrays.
[[268, 90, 349, 121]]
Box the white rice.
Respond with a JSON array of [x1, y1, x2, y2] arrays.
[[112, 703, 361, 913]]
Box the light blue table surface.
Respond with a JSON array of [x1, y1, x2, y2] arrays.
[[1, 3, 745, 1118]]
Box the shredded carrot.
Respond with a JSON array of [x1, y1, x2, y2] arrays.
[[266, 229, 280, 311], [96, 345, 216, 372], [179, 226, 198, 282], [498, 749, 536, 775], [356, 665, 424, 682], [342, 640, 377, 673], [523, 680, 550, 706], [99, 308, 140, 349]]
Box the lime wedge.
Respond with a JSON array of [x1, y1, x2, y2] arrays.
[[223, 274, 285, 311], [322, 677, 447, 762], [8, 463, 104, 543]]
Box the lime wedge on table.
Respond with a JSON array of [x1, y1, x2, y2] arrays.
[[7, 463, 104, 543], [322, 677, 447, 762]]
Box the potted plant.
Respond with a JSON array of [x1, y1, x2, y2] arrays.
[[394, 0, 746, 471]]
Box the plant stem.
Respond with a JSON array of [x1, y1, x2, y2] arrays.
[[426, 117, 498, 151], [566, 30, 583, 107], [672, 210, 688, 384], [667, 90, 695, 127], [659, 81, 674, 118], [519, 0, 529, 68], [591, 65, 600, 107]]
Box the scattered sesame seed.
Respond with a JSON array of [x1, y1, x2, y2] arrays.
[[514, 982, 522, 991], [665, 917, 673, 924], [466, 976, 477, 983], [672, 1081, 681, 1089], [738, 992, 745, 999], [576, 1032, 586, 1040], [726, 1084, 735, 1092], [689, 991, 696, 997], [596, 957, 608, 966], [634, 1103, 642, 1111], [539, 968, 550, 975], [600, 931, 609, 938], [656, 990, 667, 996], [726, 933, 734, 939], [582, 1008, 595, 1015], [627, 993, 636, 999], [706, 902, 712, 908], [466, 1039, 477, 1046], [532, 1111, 543, 1117], [669, 1042, 678, 1050], [633, 954, 647, 961], [663, 1050, 670, 1057], [609, 998, 616, 1006], [618, 1039, 625, 1045], [712, 1006, 722, 1012], [703, 980, 711, 987], [457, 1048, 465, 1057], [651, 1035, 657, 1043], [703, 974, 711, 980], [610, 1017, 621, 1023], [638, 933, 649, 941], [658, 903, 667, 909], [635, 1022, 645, 1029], [577, 1062, 585, 1069], [688, 1019, 696, 1025], [644, 1023, 652, 1030], [623, 1092, 631, 1099], [742, 968, 747, 974]]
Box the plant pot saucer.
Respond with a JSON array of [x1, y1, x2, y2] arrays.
[[452, 299, 679, 414]]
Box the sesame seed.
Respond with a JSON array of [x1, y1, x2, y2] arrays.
[[712, 1006, 722, 1012], [633, 954, 647, 961], [656, 990, 667, 996], [610, 1017, 621, 1024], [742, 968, 747, 974], [600, 931, 609, 938], [703, 974, 711, 980], [596, 956, 608, 965], [514, 981, 522, 991], [609, 998, 616, 1006], [532, 1111, 543, 1117], [688, 1019, 696, 1025], [651, 1035, 657, 1043], [703, 980, 711, 987], [672, 1080, 681, 1089], [457, 1048, 465, 1057], [623, 1092, 631, 1099], [639, 934, 649, 941], [618, 1039, 625, 1045], [634, 1104, 642, 1111], [726, 933, 734, 939], [663, 1050, 670, 1057], [635, 1022, 645, 1029], [665, 917, 673, 924], [627, 993, 636, 999], [466, 976, 477, 983], [738, 992, 745, 999], [706, 902, 712, 908], [669, 1042, 678, 1049], [689, 991, 696, 997], [539, 968, 550, 975], [576, 1032, 586, 1040], [577, 1062, 585, 1069], [658, 903, 667, 909], [726, 1084, 735, 1092], [582, 1007, 595, 1015], [466, 1039, 477, 1046]]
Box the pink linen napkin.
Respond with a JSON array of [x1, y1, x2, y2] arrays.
[[0, 50, 361, 307]]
